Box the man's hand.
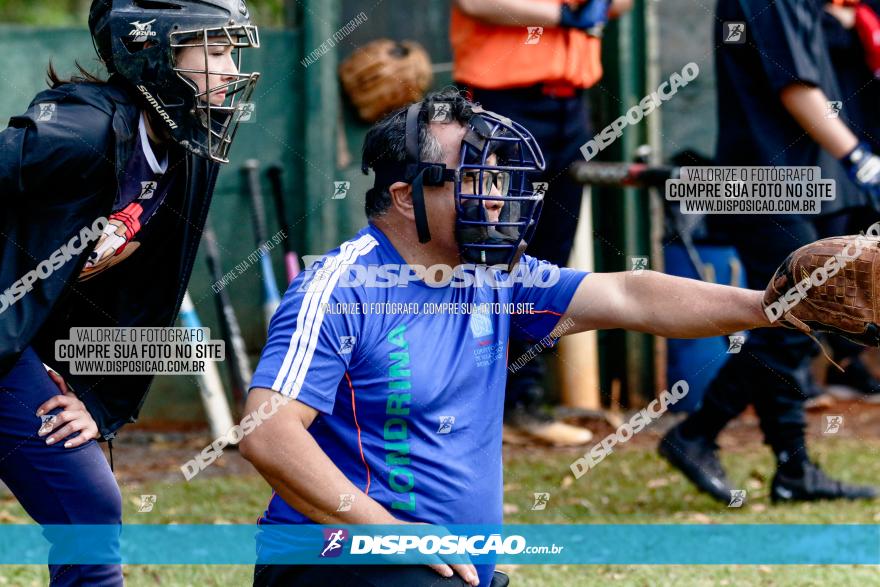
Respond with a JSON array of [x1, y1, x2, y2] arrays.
[[560, 0, 611, 35], [841, 143, 880, 210], [404, 522, 480, 586], [427, 559, 479, 586], [36, 369, 99, 448]]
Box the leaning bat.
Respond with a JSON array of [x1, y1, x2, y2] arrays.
[[242, 159, 282, 327], [570, 161, 680, 188], [204, 223, 252, 410], [178, 291, 235, 441], [266, 164, 300, 284]]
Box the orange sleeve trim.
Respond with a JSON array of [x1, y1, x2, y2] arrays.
[[512, 309, 564, 316], [345, 372, 372, 495]]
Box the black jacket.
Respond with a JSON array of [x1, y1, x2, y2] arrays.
[[0, 77, 219, 439]]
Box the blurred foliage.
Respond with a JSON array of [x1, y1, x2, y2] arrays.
[[0, 0, 286, 27]]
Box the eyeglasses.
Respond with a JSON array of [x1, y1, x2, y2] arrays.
[[459, 170, 512, 196]]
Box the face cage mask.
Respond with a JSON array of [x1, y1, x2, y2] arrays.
[[452, 110, 546, 270], [170, 24, 260, 163]]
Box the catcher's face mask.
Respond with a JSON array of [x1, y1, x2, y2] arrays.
[[367, 100, 546, 271], [452, 108, 546, 269], [171, 25, 261, 162]]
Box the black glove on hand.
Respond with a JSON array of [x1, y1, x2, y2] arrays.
[[841, 142, 880, 210]]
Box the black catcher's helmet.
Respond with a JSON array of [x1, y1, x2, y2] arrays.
[[89, 0, 260, 162]]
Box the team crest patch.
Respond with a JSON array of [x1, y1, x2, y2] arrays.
[[468, 314, 493, 339]]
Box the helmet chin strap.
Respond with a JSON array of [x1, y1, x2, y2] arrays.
[[404, 101, 432, 245], [411, 169, 432, 244]]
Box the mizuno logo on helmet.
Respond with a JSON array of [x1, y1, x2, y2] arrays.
[[129, 19, 157, 42], [136, 85, 178, 130]]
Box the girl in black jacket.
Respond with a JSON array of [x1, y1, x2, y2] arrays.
[[0, 1, 259, 584]]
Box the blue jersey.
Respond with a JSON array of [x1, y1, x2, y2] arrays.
[[250, 224, 586, 582]]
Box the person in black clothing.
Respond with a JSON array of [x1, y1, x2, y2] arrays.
[[659, 0, 879, 504], [0, 1, 259, 584], [821, 0, 880, 395]]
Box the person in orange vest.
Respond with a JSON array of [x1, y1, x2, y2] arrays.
[[451, 0, 632, 447]]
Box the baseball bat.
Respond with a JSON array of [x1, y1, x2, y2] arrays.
[[204, 223, 253, 411], [178, 291, 235, 441], [266, 164, 300, 284], [570, 161, 680, 188], [242, 159, 282, 326]]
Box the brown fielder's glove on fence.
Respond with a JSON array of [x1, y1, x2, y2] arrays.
[[763, 234, 880, 349], [339, 39, 433, 123]]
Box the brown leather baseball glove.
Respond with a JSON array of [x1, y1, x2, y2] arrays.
[[763, 234, 880, 349], [339, 39, 433, 123]]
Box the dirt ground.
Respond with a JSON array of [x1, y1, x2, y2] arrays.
[[82, 396, 880, 487], [1, 395, 874, 497]]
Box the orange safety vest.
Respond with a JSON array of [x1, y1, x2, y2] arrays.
[[450, 1, 603, 90]]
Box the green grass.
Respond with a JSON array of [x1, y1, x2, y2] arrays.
[[2, 438, 878, 586], [502, 437, 880, 524]]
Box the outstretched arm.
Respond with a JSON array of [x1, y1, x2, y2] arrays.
[[562, 271, 771, 338], [453, 0, 562, 26], [454, 0, 629, 26]]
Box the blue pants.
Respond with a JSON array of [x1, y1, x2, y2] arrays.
[[0, 347, 123, 586]]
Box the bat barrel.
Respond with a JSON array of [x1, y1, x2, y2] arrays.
[[179, 291, 235, 440], [241, 160, 283, 324], [242, 160, 269, 246], [266, 164, 300, 282], [570, 161, 679, 188]]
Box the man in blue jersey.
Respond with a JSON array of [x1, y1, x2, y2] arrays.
[[240, 89, 781, 587]]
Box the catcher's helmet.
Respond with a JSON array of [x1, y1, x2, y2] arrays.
[[89, 0, 260, 162]]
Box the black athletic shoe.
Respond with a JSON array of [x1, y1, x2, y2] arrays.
[[771, 461, 878, 503], [658, 423, 732, 503]]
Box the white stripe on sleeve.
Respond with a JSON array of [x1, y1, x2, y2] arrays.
[[271, 234, 378, 397]]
